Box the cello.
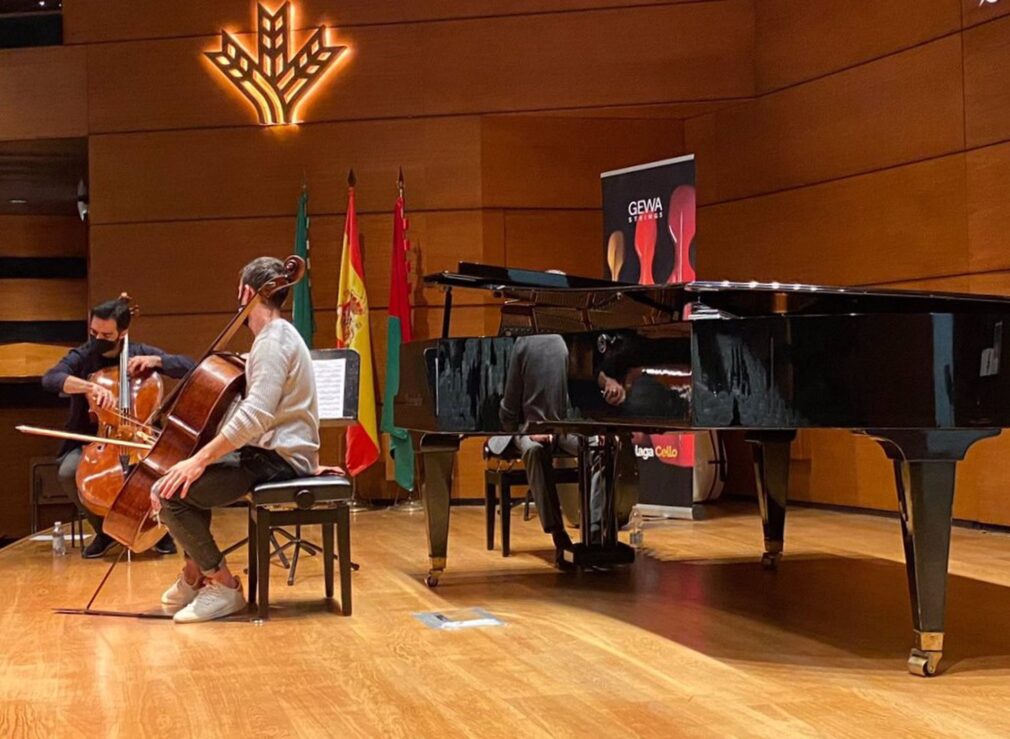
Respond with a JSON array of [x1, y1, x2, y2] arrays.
[[76, 296, 163, 517], [102, 256, 306, 552]]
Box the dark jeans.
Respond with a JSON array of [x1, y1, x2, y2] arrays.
[[158, 447, 296, 574], [57, 447, 104, 535]]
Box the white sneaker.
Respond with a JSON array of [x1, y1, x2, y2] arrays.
[[161, 576, 200, 607], [172, 580, 246, 624]]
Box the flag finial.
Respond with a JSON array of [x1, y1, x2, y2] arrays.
[[347, 168, 356, 188], [397, 167, 404, 197]]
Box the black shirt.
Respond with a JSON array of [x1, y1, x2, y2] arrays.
[[41, 341, 196, 455]]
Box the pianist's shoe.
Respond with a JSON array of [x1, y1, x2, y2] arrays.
[[82, 532, 117, 559], [551, 528, 576, 572], [173, 579, 246, 623]]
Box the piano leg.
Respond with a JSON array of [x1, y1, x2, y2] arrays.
[[891, 458, 955, 677], [415, 433, 460, 587], [869, 429, 1000, 677], [746, 431, 796, 570]]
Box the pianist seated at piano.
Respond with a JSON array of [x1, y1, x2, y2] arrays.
[[491, 333, 607, 569]]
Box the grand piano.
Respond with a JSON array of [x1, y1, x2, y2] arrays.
[[394, 262, 1010, 676]]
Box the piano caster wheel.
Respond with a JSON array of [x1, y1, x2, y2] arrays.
[[425, 574, 440, 588], [907, 649, 941, 677], [760, 552, 780, 570]]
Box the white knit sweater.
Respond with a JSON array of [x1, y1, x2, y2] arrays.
[[220, 319, 320, 475]]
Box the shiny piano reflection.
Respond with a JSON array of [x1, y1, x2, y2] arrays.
[[395, 262, 1010, 676]]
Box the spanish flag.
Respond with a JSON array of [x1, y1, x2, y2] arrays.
[[336, 172, 380, 475]]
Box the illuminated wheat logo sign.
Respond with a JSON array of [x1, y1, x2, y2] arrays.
[[206, 2, 348, 125]]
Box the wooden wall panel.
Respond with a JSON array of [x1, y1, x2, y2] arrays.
[[481, 116, 684, 210], [504, 210, 603, 276], [872, 275, 971, 292], [0, 280, 88, 322], [0, 406, 68, 538], [64, 0, 703, 44], [89, 115, 686, 225], [89, 211, 490, 315], [0, 344, 75, 378], [547, 101, 741, 120], [962, 0, 1010, 29], [129, 313, 247, 360], [0, 216, 86, 258], [696, 154, 969, 285], [755, 0, 959, 92], [964, 16, 1010, 149], [85, 3, 753, 134], [967, 271, 1010, 296], [968, 142, 1010, 273], [88, 118, 484, 224], [790, 431, 895, 511], [962, 434, 1010, 525], [0, 47, 87, 141], [684, 37, 964, 205]]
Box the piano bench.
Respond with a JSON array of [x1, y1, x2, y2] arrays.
[[246, 474, 353, 620], [483, 443, 579, 557]]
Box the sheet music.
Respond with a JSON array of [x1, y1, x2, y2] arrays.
[[314, 357, 347, 420]]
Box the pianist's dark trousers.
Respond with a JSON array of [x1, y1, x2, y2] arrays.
[[514, 434, 603, 535]]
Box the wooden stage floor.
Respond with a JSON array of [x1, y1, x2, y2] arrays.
[[3, 501, 1010, 737]]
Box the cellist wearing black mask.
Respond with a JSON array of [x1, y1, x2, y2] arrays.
[[41, 296, 196, 558]]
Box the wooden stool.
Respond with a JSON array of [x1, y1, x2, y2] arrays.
[[247, 475, 353, 620]]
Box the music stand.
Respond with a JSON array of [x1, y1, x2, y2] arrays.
[[312, 348, 368, 513], [313, 348, 360, 430]]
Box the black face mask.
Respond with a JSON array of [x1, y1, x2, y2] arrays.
[[89, 337, 120, 356]]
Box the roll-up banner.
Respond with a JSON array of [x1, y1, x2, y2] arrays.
[[601, 155, 722, 519]]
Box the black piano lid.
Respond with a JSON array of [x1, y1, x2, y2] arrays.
[[425, 263, 1010, 317], [426, 263, 686, 315]]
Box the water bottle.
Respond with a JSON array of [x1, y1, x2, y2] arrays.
[[52, 521, 67, 557], [629, 507, 644, 548]]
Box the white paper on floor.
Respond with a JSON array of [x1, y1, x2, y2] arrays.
[[413, 608, 505, 631]]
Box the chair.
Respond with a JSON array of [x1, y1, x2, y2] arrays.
[[31, 456, 86, 548], [483, 440, 579, 557], [247, 474, 353, 620]]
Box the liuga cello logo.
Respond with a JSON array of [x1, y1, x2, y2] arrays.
[[205, 2, 349, 126], [634, 443, 679, 461], [628, 197, 663, 224]]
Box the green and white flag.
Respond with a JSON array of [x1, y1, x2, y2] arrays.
[[291, 187, 315, 346]]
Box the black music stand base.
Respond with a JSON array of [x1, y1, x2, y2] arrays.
[[272, 525, 360, 585]]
